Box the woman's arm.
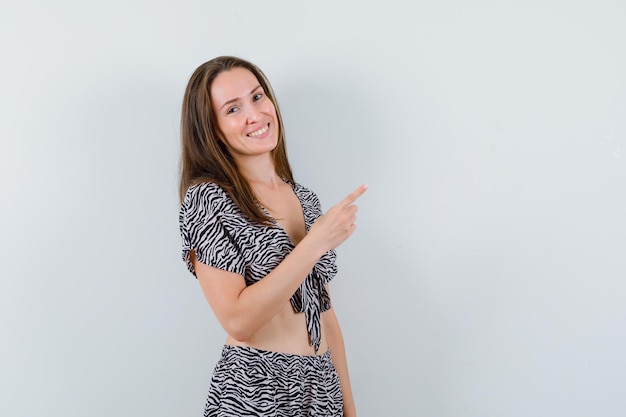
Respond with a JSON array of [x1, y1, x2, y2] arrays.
[[193, 184, 367, 342], [193, 235, 324, 342], [322, 298, 357, 417]]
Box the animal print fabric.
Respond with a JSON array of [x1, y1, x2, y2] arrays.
[[204, 345, 343, 417], [179, 181, 338, 352]]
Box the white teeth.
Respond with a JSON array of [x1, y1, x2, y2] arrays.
[[248, 125, 269, 137]]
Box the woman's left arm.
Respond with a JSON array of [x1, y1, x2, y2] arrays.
[[322, 287, 357, 417]]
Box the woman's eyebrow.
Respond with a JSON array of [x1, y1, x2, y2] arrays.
[[219, 85, 262, 111]]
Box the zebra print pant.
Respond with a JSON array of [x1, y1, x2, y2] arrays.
[[203, 345, 343, 416]]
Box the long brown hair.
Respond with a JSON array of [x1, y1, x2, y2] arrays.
[[179, 56, 294, 224]]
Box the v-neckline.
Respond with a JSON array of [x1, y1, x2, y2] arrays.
[[265, 181, 308, 247]]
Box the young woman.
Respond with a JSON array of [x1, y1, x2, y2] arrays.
[[179, 56, 367, 417]]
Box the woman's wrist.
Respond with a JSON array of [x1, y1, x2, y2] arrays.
[[298, 233, 329, 260]]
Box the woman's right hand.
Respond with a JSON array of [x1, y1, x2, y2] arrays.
[[306, 184, 368, 253]]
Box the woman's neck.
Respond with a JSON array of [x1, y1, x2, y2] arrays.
[[235, 154, 281, 188]]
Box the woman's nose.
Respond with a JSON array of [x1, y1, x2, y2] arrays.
[[245, 106, 261, 124]]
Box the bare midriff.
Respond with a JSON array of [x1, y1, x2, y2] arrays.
[[225, 300, 328, 356]]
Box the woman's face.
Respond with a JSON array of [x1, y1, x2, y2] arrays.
[[210, 67, 279, 161]]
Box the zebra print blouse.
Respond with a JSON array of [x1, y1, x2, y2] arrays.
[[179, 181, 338, 352]]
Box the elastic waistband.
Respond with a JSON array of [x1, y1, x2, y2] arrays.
[[220, 345, 333, 370]]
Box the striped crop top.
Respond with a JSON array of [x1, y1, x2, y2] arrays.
[[179, 181, 338, 352]]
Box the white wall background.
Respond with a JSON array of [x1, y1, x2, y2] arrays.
[[1, 1, 625, 416]]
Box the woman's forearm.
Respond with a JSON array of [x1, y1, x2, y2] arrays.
[[196, 235, 326, 341]]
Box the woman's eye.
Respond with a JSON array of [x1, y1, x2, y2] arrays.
[[227, 106, 239, 114], [253, 93, 263, 101]]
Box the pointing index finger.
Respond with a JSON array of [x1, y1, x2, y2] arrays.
[[340, 183, 368, 207]]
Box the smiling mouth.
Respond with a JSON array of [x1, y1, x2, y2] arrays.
[[247, 124, 269, 137]]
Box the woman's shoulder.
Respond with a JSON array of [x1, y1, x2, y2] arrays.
[[185, 180, 225, 196], [182, 181, 234, 211]]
